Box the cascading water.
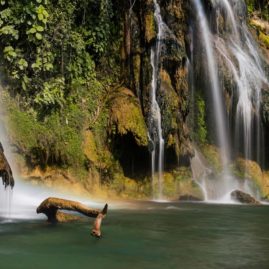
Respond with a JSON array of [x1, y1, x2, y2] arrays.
[[191, 0, 230, 167], [190, 0, 233, 201], [214, 0, 268, 163], [149, 0, 165, 199], [190, 0, 267, 201]]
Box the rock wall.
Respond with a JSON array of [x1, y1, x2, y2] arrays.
[[119, 0, 192, 173]]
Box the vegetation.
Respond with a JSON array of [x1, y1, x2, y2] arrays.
[[193, 94, 207, 145], [0, 0, 121, 177], [247, 0, 269, 19]]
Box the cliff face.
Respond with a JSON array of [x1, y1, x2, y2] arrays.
[[120, 0, 192, 167]]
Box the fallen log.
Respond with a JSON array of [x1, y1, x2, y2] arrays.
[[37, 197, 108, 238], [0, 142, 14, 188]]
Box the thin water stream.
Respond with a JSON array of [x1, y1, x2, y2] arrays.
[[149, 0, 165, 199]]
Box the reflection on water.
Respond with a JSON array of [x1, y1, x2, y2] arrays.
[[0, 203, 269, 269]]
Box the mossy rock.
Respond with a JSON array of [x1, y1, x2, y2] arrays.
[[200, 144, 222, 172], [259, 31, 269, 48], [234, 158, 269, 198], [160, 69, 179, 134], [110, 87, 148, 147], [83, 130, 98, 163], [109, 172, 151, 199], [151, 167, 203, 200]]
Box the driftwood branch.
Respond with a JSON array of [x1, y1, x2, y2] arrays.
[[37, 197, 108, 238]]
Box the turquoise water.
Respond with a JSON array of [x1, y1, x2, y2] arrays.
[[1, 202, 269, 269]]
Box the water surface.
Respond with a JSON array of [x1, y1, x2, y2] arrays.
[[0, 203, 269, 269]]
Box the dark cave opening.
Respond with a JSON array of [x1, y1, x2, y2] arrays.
[[111, 132, 150, 179]]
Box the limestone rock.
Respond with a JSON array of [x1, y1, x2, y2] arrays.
[[109, 87, 148, 147]]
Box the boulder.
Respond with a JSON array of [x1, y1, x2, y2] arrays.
[[231, 190, 261, 205]]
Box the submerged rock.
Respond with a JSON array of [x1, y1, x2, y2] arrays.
[[231, 190, 261, 205]]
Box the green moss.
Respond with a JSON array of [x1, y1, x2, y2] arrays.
[[201, 144, 222, 172], [161, 70, 179, 130], [246, 0, 255, 13], [259, 31, 269, 48], [110, 88, 148, 146], [233, 158, 269, 197], [194, 94, 207, 144], [4, 93, 86, 170], [133, 54, 141, 90], [247, 0, 269, 20]]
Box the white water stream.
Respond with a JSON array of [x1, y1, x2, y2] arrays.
[[192, 0, 230, 167]]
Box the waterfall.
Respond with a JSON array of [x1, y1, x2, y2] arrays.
[[191, 0, 230, 167], [149, 0, 165, 199], [215, 0, 268, 163], [190, 0, 266, 201]]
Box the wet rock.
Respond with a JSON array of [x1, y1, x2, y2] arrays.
[[109, 87, 148, 147], [0, 142, 14, 188], [109, 87, 150, 177], [121, 0, 193, 166], [231, 190, 261, 205]]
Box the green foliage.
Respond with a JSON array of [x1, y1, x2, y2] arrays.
[[0, 0, 121, 174], [246, 0, 269, 19], [194, 94, 207, 144], [34, 77, 65, 110], [7, 98, 86, 169], [0, 0, 118, 112]]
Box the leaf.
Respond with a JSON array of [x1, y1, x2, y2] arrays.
[[22, 81, 26, 91], [18, 58, 28, 70], [44, 63, 53, 71], [27, 27, 36, 34], [38, 13, 44, 21], [3, 46, 13, 53], [36, 25, 44, 32], [43, 10, 49, 18], [11, 71, 19, 79], [35, 32, 42, 40]]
